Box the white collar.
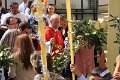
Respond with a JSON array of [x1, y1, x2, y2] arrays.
[[100, 69, 110, 77]]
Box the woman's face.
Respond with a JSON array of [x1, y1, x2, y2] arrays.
[[60, 20, 67, 29], [48, 5, 55, 14]]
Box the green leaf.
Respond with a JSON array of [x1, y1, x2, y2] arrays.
[[0, 45, 15, 68]]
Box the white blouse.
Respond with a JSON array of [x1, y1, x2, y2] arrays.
[[8, 60, 35, 80]]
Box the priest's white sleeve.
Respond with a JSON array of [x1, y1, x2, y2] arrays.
[[46, 41, 52, 53]]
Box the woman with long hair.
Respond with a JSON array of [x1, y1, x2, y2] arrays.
[[8, 34, 35, 80]]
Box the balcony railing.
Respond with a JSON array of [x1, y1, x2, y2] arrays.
[[4, 0, 98, 20]]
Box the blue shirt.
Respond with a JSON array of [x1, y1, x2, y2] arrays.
[[78, 74, 87, 80]]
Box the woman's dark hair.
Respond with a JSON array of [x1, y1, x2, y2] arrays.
[[47, 53, 53, 72], [0, 1, 2, 7], [27, 1, 33, 8], [35, 54, 42, 74], [30, 52, 53, 74]]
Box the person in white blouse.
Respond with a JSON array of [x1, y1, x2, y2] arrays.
[[8, 34, 35, 80], [43, 4, 56, 25], [19, 0, 28, 13], [25, 1, 33, 20]]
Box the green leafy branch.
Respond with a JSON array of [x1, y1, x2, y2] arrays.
[[0, 45, 14, 68], [52, 48, 70, 74], [109, 14, 120, 44], [71, 19, 107, 53], [52, 19, 107, 74]]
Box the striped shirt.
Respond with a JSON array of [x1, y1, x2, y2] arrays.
[[0, 29, 19, 52]]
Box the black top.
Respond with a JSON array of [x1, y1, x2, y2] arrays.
[[0, 7, 7, 19], [0, 7, 7, 39], [58, 26, 68, 40]]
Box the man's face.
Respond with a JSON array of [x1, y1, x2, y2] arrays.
[[51, 17, 60, 30], [97, 51, 105, 66], [10, 18, 17, 24], [8, 18, 19, 29], [10, 4, 19, 15], [48, 5, 55, 14]]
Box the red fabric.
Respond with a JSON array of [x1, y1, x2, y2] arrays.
[[75, 44, 95, 75], [45, 26, 65, 56], [37, 41, 41, 51]]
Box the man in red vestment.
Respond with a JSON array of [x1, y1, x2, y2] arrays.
[[45, 14, 65, 56]]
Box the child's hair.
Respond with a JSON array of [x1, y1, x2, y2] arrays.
[[91, 67, 111, 80], [91, 67, 101, 77], [30, 51, 53, 74], [30, 51, 42, 74], [60, 14, 67, 22]]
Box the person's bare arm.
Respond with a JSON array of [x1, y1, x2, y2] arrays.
[[70, 64, 82, 78], [113, 55, 120, 79], [0, 25, 8, 30]]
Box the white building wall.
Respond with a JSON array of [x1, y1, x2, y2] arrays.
[[99, 0, 108, 5]]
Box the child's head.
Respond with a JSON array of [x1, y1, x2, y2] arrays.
[[30, 51, 42, 74], [30, 51, 53, 74], [89, 67, 108, 80], [90, 72, 103, 80]]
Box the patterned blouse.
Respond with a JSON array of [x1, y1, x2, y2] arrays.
[[34, 72, 66, 80]]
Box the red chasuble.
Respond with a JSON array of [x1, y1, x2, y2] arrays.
[[45, 26, 65, 56]]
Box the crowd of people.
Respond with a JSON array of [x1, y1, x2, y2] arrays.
[[0, 0, 120, 80]]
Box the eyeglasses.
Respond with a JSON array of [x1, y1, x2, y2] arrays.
[[9, 23, 18, 25], [52, 21, 60, 24]]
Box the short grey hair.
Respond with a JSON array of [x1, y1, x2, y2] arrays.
[[50, 14, 60, 21]]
